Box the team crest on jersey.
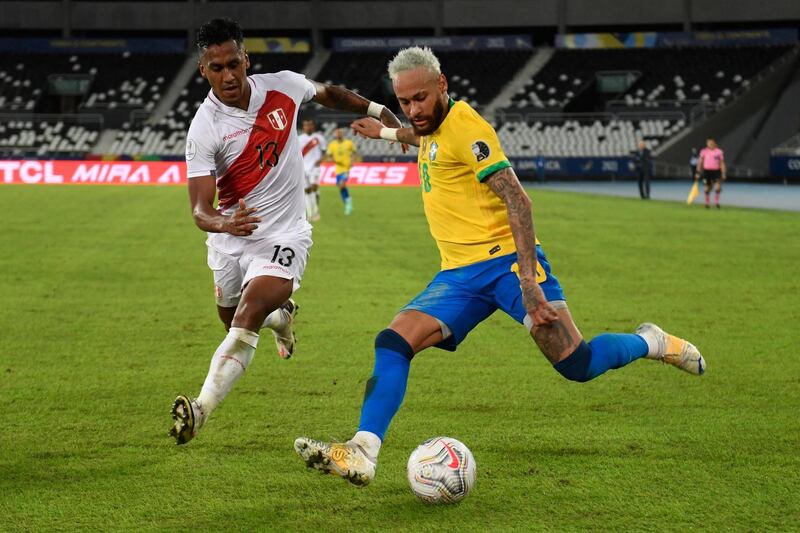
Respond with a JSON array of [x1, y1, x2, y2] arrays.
[[429, 141, 438, 161], [471, 140, 490, 162], [267, 108, 288, 131]]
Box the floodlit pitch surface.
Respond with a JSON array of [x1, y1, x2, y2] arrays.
[[1, 185, 798, 531]]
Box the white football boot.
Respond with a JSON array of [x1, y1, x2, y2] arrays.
[[636, 323, 706, 375], [169, 395, 207, 445], [294, 437, 377, 487], [272, 299, 298, 360]]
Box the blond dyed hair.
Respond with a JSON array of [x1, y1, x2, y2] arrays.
[[387, 46, 441, 81]]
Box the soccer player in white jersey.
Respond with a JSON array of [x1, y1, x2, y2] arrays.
[[170, 18, 403, 445], [298, 119, 326, 221]]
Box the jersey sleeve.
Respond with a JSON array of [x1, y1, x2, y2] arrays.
[[318, 134, 328, 152], [185, 115, 218, 179], [455, 108, 511, 182], [273, 70, 317, 104]]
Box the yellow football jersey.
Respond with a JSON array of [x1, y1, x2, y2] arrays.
[[327, 138, 357, 175], [418, 100, 522, 270]]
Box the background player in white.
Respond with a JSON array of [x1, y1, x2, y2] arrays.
[[170, 18, 403, 445], [298, 118, 326, 221]]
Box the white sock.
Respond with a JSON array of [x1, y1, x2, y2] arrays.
[[197, 327, 259, 415], [262, 308, 288, 332], [305, 192, 317, 218], [350, 431, 382, 459], [636, 331, 659, 357]]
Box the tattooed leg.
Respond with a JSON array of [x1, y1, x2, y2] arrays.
[[534, 306, 649, 382], [531, 306, 583, 364]]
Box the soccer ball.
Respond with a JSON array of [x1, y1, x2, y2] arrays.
[[406, 436, 476, 503]]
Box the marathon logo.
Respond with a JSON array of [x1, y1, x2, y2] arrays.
[[223, 127, 252, 142]]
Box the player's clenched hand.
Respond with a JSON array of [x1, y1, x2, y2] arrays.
[[223, 199, 261, 236], [351, 117, 410, 154], [529, 301, 559, 327], [521, 280, 559, 327], [351, 117, 382, 139]]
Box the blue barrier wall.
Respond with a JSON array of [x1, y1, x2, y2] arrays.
[[770, 156, 800, 177]]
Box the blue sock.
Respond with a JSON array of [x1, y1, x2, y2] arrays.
[[340, 187, 350, 201], [554, 333, 648, 382], [357, 329, 413, 441]]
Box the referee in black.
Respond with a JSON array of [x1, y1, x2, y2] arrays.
[[632, 140, 652, 200]]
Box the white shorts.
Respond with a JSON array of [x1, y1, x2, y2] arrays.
[[304, 167, 321, 188], [207, 232, 313, 308]]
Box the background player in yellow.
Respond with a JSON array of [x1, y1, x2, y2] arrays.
[[295, 46, 705, 487], [325, 127, 359, 214]]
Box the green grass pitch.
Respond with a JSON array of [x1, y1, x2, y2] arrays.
[[1, 184, 798, 531]]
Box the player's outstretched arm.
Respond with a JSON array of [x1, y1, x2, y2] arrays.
[[351, 117, 420, 147], [188, 175, 261, 236], [311, 82, 402, 128], [485, 167, 558, 327]]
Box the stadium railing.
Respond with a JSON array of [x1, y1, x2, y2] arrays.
[[771, 132, 800, 156]]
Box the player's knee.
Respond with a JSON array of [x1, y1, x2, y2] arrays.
[[553, 341, 593, 383], [375, 329, 414, 361]]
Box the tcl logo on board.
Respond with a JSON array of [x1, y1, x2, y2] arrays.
[[0, 160, 421, 187], [0, 160, 183, 185]]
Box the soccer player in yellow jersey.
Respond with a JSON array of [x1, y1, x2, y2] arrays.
[[295, 47, 705, 486], [325, 127, 359, 214]]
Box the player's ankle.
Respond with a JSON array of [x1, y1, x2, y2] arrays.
[[351, 431, 381, 459], [262, 307, 289, 331]]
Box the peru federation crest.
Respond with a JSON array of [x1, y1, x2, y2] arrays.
[[267, 108, 288, 131]]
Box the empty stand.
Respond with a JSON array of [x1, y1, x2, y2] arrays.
[[0, 118, 100, 157], [313, 50, 533, 109], [497, 117, 682, 157], [510, 46, 791, 112], [120, 54, 312, 157], [80, 52, 184, 112]]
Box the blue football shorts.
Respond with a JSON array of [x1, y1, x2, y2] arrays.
[[335, 172, 349, 186], [402, 246, 565, 351]]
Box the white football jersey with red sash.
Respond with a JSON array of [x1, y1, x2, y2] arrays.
[[297, 132, 327, 174], [186, 71, 316, 254]]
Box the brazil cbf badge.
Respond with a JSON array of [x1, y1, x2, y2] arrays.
[[429, 141, 438, 161]]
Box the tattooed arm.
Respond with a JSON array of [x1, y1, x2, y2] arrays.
[[312, 82, 404, 129], [485, 166, 558, 327]]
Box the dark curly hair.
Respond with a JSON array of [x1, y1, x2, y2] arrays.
[[196, 18, 244, 53]]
